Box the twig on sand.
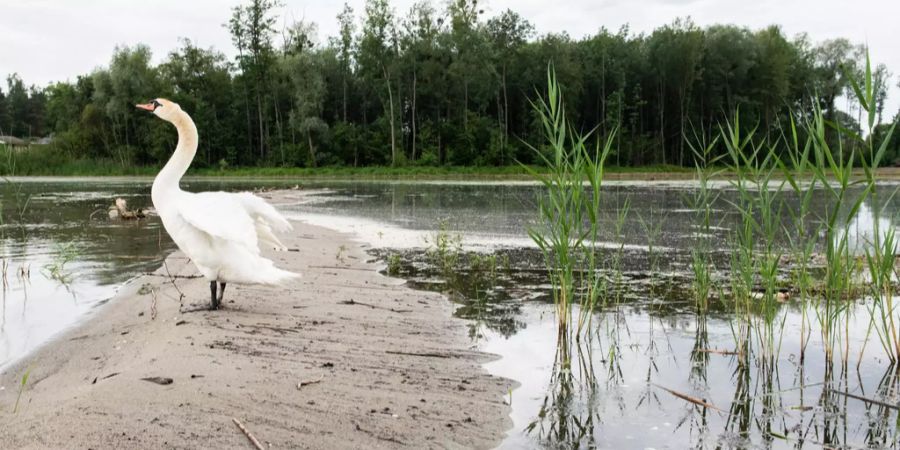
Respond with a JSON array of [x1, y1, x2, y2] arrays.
[[386, 350, 452, 359], [232, 417, 265, 450], [652, 383, 723, 412], [297, 375, 324, 390], [354, 422, 406, 445], [309, 265, 371, 272], [830, 389, 900, 410], [163, 260, 186, 302], [339, 299, 412, 313]]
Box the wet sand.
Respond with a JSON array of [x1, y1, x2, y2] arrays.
[[0, 191, 512, 449]]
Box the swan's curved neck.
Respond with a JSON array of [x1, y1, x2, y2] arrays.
[[153, 110, 197, 195]]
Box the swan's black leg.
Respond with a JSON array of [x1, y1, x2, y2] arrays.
[[209, 281, 218, 310], [217, 283, 226, 306]]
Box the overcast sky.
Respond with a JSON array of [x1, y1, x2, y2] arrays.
[[1, 0, 898, 121]]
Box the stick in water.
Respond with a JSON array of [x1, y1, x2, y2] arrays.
[[653, 383, 723, 412], [232, 417, 265, 450]]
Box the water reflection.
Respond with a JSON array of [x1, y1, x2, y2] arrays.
[[0, 177, 303, 369]]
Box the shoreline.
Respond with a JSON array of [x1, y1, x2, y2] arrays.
[[0, 190, 513, 449]]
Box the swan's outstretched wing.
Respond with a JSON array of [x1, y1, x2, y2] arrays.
[[176, 191, 260, 252]]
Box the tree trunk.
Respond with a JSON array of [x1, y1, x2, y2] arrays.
[[342, 72, 348, 123], [502, 64, 509, 165], [383, 64, 397, 167], [256, 91, 265, 159], [273, 94, 284, 165], [307, 131, 317, 168], [243, 87, 253, 161], [658, 80, 666, 165], [411, 72, 417, 162], [463, 78, 469, 131]]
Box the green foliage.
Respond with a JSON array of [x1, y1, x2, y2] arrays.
[[0, 0, 890, 174]]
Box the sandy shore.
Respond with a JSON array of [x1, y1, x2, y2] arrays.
[[0, 191, 512, 449]]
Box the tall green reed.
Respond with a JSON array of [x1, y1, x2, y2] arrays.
[[848, 52, 900, 366], [523, 66, 616, 339], [778, 115, 819, 364], [721, 111, 787, 368], [804, 100, 869, 372], [685, 129, 723, 314]]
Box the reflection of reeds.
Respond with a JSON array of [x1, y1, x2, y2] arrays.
[[525, 319, 601, 447]]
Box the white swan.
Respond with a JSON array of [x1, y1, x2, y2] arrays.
[[136, 98, 298, 310]]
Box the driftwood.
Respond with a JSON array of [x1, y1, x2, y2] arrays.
[[141, 377, 173, 385], [232, 417, 265, 450], [339, 299, 412, 313], [653, 383, 723, 412], [297, 375, 324, 390], [830, 389, 900, 410], [695, 348, 740, 356], [385, 350, 452, 359]]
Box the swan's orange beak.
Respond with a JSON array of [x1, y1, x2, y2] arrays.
[[135, 103, 156, 112]]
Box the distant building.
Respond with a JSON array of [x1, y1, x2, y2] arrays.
[[0, 135, 27, 150], [33, 135, 53, 145]]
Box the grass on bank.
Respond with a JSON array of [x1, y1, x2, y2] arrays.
[[0, 145, 689, 179]]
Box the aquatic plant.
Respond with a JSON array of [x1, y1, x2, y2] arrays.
[[778, 115, 819, 364], [804, 99, 869, 372], [386, 253, 401, 276], [425, 221, 463, 277], [13, 367, 31, 413], [522, 66, 616, 338], [685, 129, 723, 313], [42, 242, 80, 285], [721, 111, 788, 367], [849, 52, 900, 365]]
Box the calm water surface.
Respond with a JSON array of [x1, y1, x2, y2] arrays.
[[2, 177, 899, 449]]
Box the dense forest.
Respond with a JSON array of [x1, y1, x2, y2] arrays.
[[0, 0, 897, 171]]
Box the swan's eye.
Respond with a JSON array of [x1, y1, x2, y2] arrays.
[[152, 100, 162, 108]]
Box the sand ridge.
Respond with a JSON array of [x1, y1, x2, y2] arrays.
[[0, 195, 512, 449]]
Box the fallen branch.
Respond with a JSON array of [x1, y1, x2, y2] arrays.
[[353, 422, 406, 445], [141, 377, 173, 385], [163, 260, 186, 302], [386, 350, 452, 359], [830, 389, 900, 410], [232, 417, 265, 450], [695, 348, 740, 356], [339, 299, 412, 313], [652, 383, 723, 412], [297, 375, 324, 390], [142, 273, 203, 279], [309, 265, 371, 272]]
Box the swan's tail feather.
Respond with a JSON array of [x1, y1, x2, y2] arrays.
[[233, 257, 300, 285], [257, 266, 301, 285]]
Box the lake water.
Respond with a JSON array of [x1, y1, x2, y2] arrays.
[[2, 177, 899, 449]]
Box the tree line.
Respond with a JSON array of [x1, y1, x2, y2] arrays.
[[0, 0, 897, 170]]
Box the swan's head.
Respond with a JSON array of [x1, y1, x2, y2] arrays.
[[135, 98, 181, 122]]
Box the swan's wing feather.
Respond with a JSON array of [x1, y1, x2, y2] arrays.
[[237, 192, 293, 232], [176, 192, 258, 247]]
